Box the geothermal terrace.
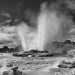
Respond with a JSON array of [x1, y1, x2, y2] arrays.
[[0, 52, 74, 75]]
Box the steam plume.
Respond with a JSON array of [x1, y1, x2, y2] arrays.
[[36, 3, 61, 50], [16, 1, 74, 51]]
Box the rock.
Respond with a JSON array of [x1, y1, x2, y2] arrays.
[[6, 61, 14, 67], [3, 70, 13, 75], [12, 67, 22, 75], [67, 49, 75, 57], [58, 60, 75, 69], [3, 71, 9, 75]]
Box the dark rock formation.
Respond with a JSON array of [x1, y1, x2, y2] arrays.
[[58, 60, 75, 69], [2, 46, 9, 53], [13, 53, 28, 57], [3, 71, 9, 75], [12, 67, 22, 75], [64, 40, 72, 44], [0, 46, 20, 53]]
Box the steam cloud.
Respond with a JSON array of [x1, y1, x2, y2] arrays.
[[16, 0, 74, 51]]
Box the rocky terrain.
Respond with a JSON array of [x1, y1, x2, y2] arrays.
[[0, 40, 74, 75], [0, 52, 74, 75], [0, 0, 75, 75]]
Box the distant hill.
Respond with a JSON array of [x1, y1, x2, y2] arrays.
[[47, 40, 75, 54]]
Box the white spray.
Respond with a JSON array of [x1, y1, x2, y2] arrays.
[[36, 3, 60, 50], [16, 3, 61, 51], [16, 22, 28, 51]]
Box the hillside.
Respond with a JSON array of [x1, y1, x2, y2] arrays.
[[47, 40, 75, 54]]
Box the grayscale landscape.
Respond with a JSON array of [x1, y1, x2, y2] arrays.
[[0, 0, 75, 75]]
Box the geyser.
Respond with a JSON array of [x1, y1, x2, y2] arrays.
[[36, 3, 60, 50], [16, 22, 37, 51], [17, 27, 27, 51], [16, 1, 74, 51], [16, 3, 61, 51], [16, 22, 29, 51]]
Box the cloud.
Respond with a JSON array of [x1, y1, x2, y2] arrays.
[[2, 26, 16, 33], [0, 32, 15, 41], [2, 12, 10, 18], [0, 26, 19, 47]]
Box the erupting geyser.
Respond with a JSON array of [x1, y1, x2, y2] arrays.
[[16, 3, 61, 51], [16, 23, 29, 51], [17, 27, 27, 51], [36, 3, 60, 50]]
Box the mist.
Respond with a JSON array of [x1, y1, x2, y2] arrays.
[[15, 1, 74, 51]]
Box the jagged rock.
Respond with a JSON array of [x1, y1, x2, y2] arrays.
[[12, 67, 22, 75], [3, 70, 13, 75], [6, 61, 14, 67], [3, 71, 9, 75], [12, 53, 28, 57], [58, 60, 75, 69], [67, 49, 75, 57]]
